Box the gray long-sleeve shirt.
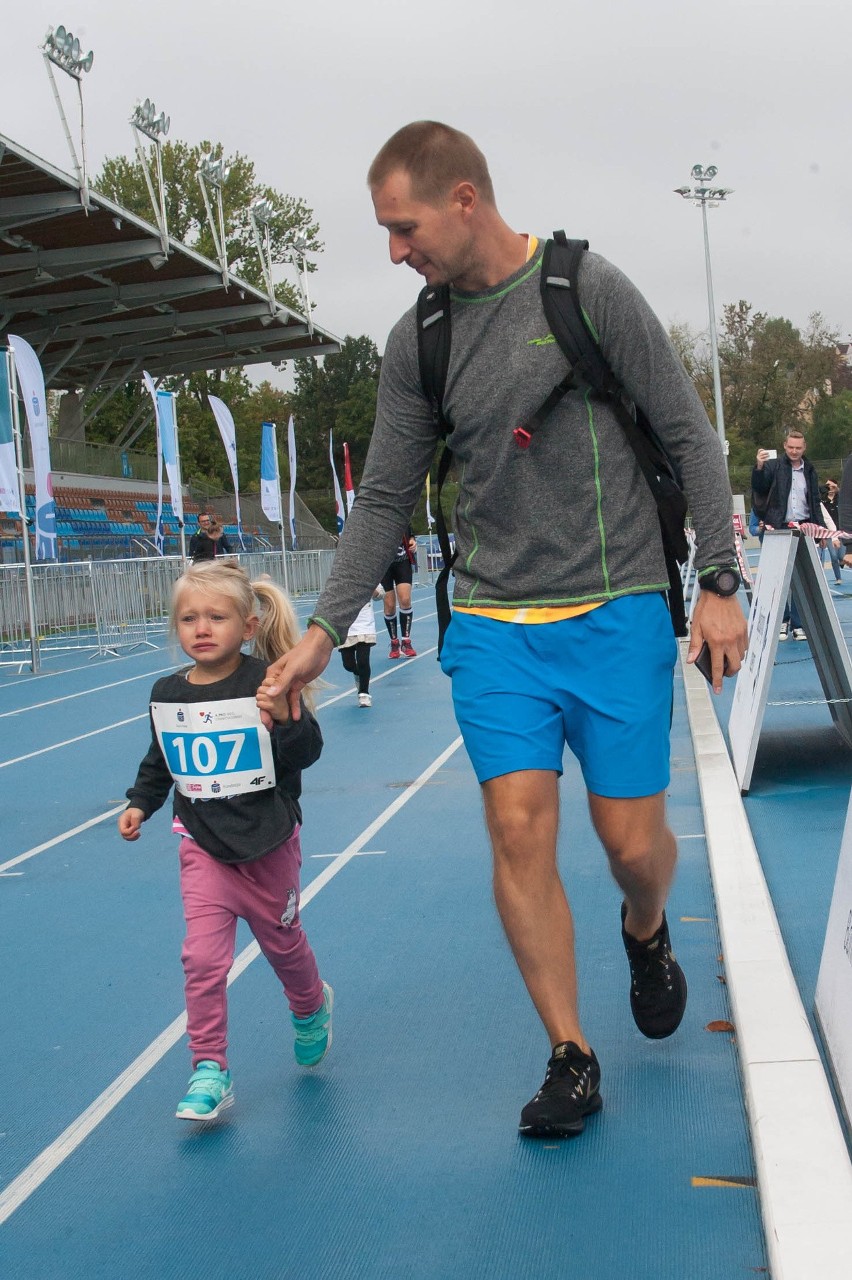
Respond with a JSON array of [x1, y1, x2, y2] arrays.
[[311, 244, 734, 642]]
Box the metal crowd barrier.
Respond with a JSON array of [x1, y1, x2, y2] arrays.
[[0, 549, 336, 671]]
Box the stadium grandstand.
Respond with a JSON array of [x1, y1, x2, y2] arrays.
[[0, 128, 341, 563]]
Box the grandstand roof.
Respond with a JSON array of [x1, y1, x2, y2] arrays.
[[0, 132, 340, 392]]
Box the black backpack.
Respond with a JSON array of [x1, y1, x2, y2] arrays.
[[417, 231, 689, 651]]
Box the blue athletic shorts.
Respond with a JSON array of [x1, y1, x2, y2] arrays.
[[439, 594, 677, 797]]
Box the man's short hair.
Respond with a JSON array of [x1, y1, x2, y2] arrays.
[[784, 428, 806, 440], [367, 121, 495, 206]]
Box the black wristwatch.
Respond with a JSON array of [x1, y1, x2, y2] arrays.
[[699, 566, 741, 597]]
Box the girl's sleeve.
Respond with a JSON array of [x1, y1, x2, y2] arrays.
[[270, 700, 323, 772], [125, 708, 174, 818]]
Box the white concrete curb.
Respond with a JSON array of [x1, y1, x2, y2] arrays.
[[681, 646, 852, 1279]]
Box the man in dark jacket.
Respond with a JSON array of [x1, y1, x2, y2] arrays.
[[752, 428, 824, 638], [752, 429, 824, 532]]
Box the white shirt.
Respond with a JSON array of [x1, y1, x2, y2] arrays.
[[786, 462, 810, 522]]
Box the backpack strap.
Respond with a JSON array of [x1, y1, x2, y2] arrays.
[[541, 232, 688, 635], [416, 283, 456, 652]]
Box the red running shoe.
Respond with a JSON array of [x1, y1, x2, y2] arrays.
[[389, 638, 401, 659], [401, 638, 417, 657]]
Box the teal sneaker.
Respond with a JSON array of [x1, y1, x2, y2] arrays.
[[292, 982, 334, 1067], [175, 1061, 234, 1121]]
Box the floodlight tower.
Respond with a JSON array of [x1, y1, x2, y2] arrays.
[[289, 237, 314, 336], [130, 99, 171, 256], [674, 165, 733, 464], [41, 23, 95, 209], [250, 197, 277, 314], [197, 153, 231, 288]]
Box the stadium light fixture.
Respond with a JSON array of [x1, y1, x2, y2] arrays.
[[249, 197, 278, 313], [288, 236, 314, 336], [674, 163, 734, 464], [197, 152, 232, 287], [41, 23, 95, 209], [130, 98, 172, 256]]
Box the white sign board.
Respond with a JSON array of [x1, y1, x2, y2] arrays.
[[815, 789, 852, 1138], [151, 697, 275, 799], [729, 533, 796, 791], [729, 532, 852, 792]]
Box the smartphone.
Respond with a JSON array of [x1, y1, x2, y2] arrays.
[[765, 448, 777, 460], [694, 641, 730, 685]]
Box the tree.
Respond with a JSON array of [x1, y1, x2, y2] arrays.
[[808, 390, 852, 463], [670, 303, 839, 466], [95, 140, 321, 309], [286, 336, 381, 529]]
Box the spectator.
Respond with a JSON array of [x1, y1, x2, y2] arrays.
[[752, 430, 824, 638], [189, 511, 233, 561]]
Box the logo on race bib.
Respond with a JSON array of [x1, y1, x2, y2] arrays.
[[199, 710, 213, 724], [211, 780, 221, 794], [177, 709, 185, 723], [187, 782, 202, 793], [250, 776, 266, 787]]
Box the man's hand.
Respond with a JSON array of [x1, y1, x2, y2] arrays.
[[687, 592, 749, 695], [258, 624, 335, 722], [119, 807, 145, 841], [755, 448, 771, 470]]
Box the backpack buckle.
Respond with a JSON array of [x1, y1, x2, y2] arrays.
[[513, 426, 532, 449]]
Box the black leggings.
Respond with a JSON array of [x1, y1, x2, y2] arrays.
[[340, 642, 372, 694]]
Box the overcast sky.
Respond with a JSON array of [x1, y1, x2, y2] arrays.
[[3, 0, 851, 386]]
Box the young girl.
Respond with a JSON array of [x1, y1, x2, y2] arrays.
[[120, 561, 331, 1122]]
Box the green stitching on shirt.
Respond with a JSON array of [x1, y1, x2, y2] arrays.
[[452, 583, 669, 608], [585, 389, 611, 595], [451, 256, 542, 305], [581, 305, 600, 343]]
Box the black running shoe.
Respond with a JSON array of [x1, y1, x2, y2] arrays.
[[621, 904, 687, 1039], [518, 1041, 602, 1138]]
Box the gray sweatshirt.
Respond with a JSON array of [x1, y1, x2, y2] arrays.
[[311, 244, 734, 643]]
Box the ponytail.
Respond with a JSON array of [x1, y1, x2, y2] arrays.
[[252, 577, 316, 711]]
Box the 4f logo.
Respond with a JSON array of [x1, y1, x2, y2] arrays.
[[250, 775, 266, 787]]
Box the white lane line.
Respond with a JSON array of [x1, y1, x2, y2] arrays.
[[318, 646, 438, 708], [0, 715, 148, 770], [0, 667, 178, 718], [0, 733, 463, 1226], [0, 805, 128, 875]]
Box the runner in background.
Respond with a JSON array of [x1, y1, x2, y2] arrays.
[[340, 588, 382, 707], [381, 525, 418, 658], [119, 560, 331, 1122]]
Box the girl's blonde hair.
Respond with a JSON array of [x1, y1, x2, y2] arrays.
[[171, 561, 314, 708]]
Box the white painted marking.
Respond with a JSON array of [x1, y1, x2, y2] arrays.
[[0, 667, 177, 718], [0, 805, 127, 875], [318, 646, 438, 708], [310, 850, 386, 859], [0, 734, 464, 1225], [0, 716, 148, 770], [682, 644, 852, 1279]]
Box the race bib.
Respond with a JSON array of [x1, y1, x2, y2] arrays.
[[151, 697, 275, 799]]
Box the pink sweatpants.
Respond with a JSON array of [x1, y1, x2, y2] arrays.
[[178, 828, 323, 1070]]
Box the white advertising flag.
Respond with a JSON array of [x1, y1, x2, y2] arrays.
[[329, 429, 344, 535], [260, 422, 281, 522], [142, 371, 165, 553], [8, 334, 56, 559], [156, 390, 183, 522], [287, 414, 298, 550], [208, 395, 245, 548], [0, 355, 19, 512]]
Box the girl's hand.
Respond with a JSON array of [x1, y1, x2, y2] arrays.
[[256, 684, 291, 725], [119, 808, 145, 841]]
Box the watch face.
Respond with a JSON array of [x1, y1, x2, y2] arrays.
[[717, 570, 739, 595]]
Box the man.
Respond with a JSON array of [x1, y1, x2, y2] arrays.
[[261, 122, 747, 1138], [189, 511, 232, 561], [752, 430, 824, 638], [381, 525, 418, 657]]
